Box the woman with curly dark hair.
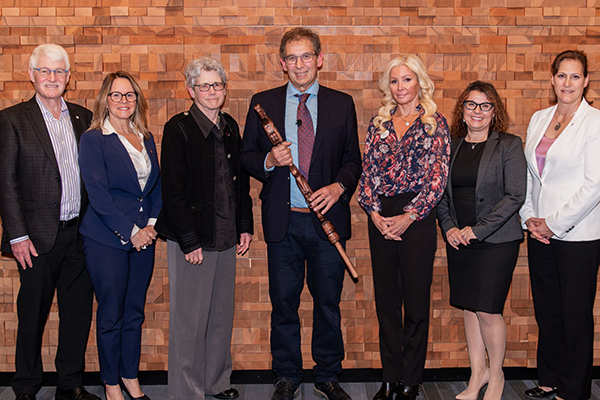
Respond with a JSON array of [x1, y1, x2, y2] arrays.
[[438, 81, 526, 400]]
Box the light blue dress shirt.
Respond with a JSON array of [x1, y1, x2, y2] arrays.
[[264, 81, 319, 208]]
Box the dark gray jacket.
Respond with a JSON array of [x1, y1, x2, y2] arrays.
[[0, 97, 92, 254], [437, 130, 526, 244]]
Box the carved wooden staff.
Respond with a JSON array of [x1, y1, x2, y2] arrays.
[[254, 104, 359, 281]]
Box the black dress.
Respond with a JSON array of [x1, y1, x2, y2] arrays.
[[446, 141, 519, 314]]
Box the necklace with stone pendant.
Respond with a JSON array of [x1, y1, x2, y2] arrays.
[[398, 113, 413, 126], [554, 111, 576, 131]]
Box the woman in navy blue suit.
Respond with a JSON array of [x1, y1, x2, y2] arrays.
[[79, 71, 162, 400]]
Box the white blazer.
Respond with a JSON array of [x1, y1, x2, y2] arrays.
[[520, 99, 600, 241]]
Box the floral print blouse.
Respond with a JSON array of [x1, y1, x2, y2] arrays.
[[358, 107, 451, 219]]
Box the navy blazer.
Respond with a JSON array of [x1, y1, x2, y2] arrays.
[[240, 84, 362, 243], [437, 130, 526, 244], [79, 128, 162, 250]]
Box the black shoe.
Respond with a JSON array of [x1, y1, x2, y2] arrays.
[[314, 381, 351, 400], [123, 393, 150, 400], [271, 378, 299, 400], [211, 388, 239, 399], [396, 384, 420, 400], [16, 395, 36, 400], [373, 382, 397, 400], [56, 387, 100, 400], [119, 378, 150, 400], [524, 387, 557, 399]]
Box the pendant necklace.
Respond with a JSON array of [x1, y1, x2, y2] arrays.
[[398, 114, 412, 126], [554, 110, 576, 131]]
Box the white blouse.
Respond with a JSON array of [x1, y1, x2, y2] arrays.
[[102, 118, 151, 191]]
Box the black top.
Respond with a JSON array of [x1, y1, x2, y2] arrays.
[[190, 106, 237, 251], [156, 104, 253, 254], [451, 140, 487, 228]]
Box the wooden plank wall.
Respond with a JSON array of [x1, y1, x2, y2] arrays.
[[1, 0, 600, 373]]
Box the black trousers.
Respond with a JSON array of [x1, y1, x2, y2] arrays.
[[12, 224, 94, 395], [368, 194, 437, 385], [528, 235, 600, 400]]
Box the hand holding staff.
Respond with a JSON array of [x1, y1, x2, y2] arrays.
[[254, 104, 359, 281]]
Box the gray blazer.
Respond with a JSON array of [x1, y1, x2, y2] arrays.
[[0, 97, 92, 254], [437, 130, 527, 244]]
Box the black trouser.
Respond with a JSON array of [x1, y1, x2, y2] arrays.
[[12, 224, 94, 395], [528, 235, 600, 400], [368, 194, 437, 385]]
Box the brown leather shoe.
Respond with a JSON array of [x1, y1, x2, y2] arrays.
[[314, 381, 351, 400], [272, 378, 299, 400]]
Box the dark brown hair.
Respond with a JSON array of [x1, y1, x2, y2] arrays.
[[450, 81, 509, 139], [279, 27, 322, 59], [550, 49, 589, 103]]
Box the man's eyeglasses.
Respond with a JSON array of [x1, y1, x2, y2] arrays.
[[283, 53, 316, 65], [108, 92, 138, 103], [33, 68, 69, 78], [193, 82, 226, 92], [463, 100, 495, 112]]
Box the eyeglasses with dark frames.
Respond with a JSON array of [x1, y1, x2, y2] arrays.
[[463, 100, 495, 112], [33, 68, 69, 78], [108, 91, 138, 103], [193, 82, 226, 92], [283, 53, 316, 65]]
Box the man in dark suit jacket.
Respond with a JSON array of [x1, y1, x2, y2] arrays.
[[0, 44, 98, 400], [241, 28, 361, 400]]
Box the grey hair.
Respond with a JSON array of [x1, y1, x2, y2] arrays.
[[29, 44, 71, 71], [184, 57, 227, 88]]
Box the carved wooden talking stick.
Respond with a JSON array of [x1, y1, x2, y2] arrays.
[[254, 104, 359, 281]]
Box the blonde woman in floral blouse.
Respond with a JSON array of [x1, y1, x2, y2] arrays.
[[358, 54, 450, 400]]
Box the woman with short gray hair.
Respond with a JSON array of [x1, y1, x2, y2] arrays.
[[156, 57, 253, 400]]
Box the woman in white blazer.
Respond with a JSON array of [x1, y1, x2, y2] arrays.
[[520, 50, 600, 400]]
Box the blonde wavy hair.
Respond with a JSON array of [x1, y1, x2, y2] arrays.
[[374, 54, 437, 135]]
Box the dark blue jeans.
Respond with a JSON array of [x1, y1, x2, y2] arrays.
[[267, 212, 346, 384]]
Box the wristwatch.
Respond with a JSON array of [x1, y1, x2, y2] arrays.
[[408, 212, 417, 221]]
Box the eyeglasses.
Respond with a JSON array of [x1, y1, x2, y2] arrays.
[[193, 82, 226, 92], [463, 100, 495, 112], [283, 53, 316, 65], [108, 91, 138, 103], [33, 68, 69, 78]]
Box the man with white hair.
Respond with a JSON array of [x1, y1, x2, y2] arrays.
[[0, 44, 98, 400]]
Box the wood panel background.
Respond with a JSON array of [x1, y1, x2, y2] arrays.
[[1, 0, 600, 374]]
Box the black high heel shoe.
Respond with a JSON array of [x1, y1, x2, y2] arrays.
[[373, 382, 398, 400], [120, 379, 151, 400]]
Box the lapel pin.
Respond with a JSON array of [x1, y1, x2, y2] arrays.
[[76, 115, 80, 119]]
